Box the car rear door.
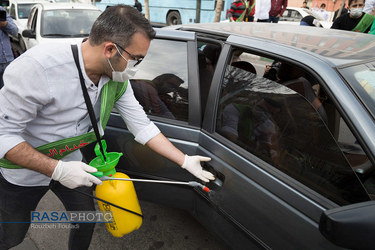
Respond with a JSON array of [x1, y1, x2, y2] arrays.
[[102, 28, 204, 211]]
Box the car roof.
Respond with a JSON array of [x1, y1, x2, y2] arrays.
[[34, 2, 100, 10], [9, 0, 48, 4], [173, 22, 375, 66]]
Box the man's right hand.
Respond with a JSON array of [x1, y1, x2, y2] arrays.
[[51, 160, 102, 189]]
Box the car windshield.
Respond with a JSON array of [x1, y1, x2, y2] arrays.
[[339, 62, 375, 118], [17, 3, 35, 19], [41, 9, 101, 37]]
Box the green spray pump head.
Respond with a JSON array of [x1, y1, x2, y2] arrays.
[[89, 139, 123, 178]]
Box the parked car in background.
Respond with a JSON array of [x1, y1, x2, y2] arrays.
[[21, 2, 101, 50], [7, 0, 48, 52], [279, 7, 332, 28], [82, 22, 375, 249]]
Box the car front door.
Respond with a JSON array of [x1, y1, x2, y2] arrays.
[[197, 35, 372, 249]]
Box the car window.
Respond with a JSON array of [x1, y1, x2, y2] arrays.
[[280, 9, 302, 22], [41, 9, 101, 37], [18, 3, 35, 19], [215, 48, 371, 205], [129, 39, 189, 122], [9, 3, 16, 18], [30, 8, 38, 32], [338, 62, 375, 120], [197, 40, 222, 115], [27, 7, 37, 29]]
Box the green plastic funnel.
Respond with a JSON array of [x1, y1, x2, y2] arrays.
[[89, 139, 123, 177]]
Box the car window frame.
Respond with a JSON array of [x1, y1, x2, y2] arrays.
[[110, 31, 202, 132]]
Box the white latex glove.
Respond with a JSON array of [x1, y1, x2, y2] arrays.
[[181, 155, 215, 182], [51, 160, 102, 189]]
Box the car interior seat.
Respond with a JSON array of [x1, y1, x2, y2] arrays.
[[277, 62, 328, 124]]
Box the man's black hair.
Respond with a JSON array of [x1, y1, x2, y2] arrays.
[[348, 0, 361, 7], [89, 4, 155, 48]]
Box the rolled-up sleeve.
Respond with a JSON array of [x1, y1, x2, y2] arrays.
[[114, 83, 160, 145], [0, 56, 50, 158]]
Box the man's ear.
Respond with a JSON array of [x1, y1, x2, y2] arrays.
[[103, 42, 117, 59]]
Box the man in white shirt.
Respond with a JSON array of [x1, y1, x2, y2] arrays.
[[255, 0, 271, 22], [0, 5, 214, 249], [363, 0, 375, 13], [315, 3, 330, 20]]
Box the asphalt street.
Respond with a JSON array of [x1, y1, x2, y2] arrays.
[[10, 190, 227, 250]]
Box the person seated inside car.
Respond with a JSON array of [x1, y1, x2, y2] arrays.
[[131, 73, 184, 119], [220, 97, 282, 165], [264, 61, 328, 123]]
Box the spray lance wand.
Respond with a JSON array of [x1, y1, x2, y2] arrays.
[[98, 175, 211, 193]]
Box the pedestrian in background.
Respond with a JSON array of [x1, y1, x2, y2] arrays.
[[229, 0, 247, 22], [301, 1, 309, 9], [268, 0, 287, 23], [363, 0, 375, 13], [315, 3, 329, 21], [134, 0, 142, 12], [333, 3, 348, 22], [255, 0, 271, 22], [0, 6, 18, 89], [331, 0, 374, 33]]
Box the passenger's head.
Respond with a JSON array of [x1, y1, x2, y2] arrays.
[[320, 3, 326, 9], [277, 62, 305, 81], [348, 0, 364, 17], [89, 5, 155, 49], [302, 1, 307, 7], [152, 74, 184, 94], [203, 44, 221, 66]]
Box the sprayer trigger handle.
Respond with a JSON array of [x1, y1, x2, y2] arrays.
[[91, 171, 104, 178]]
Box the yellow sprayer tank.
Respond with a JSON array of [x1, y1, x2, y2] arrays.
[[95, 172, 142, 237]]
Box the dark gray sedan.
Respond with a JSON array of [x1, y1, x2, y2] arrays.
[[85, 23, 375, 249]]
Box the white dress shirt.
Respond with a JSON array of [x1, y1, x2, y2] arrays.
[[254, 0, 271, 21], [364, 0, 375, 13], [316, 9, 329, 21], [0, 39, 160, 186]]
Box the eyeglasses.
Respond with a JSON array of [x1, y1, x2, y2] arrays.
[[113, 42, 143, 66]]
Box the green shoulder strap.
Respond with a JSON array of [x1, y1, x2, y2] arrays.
[[233, 103, 253, 141], [236, 0, 255, 22], [352, 13, 375, 33], [0, 80, 128, 169]]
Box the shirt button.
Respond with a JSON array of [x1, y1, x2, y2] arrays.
[[4, 115, 8, 119], [90, 84, 94, 87]]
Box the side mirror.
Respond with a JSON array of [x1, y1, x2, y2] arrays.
[[22, 29, 36, 39], [319, 201, 375, 250]]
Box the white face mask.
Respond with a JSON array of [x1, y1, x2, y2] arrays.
[[108, 45, 139, 82], [350, 7, 363, 18]]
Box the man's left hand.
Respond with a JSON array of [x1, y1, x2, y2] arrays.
[[181, 155, 215, 182]]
